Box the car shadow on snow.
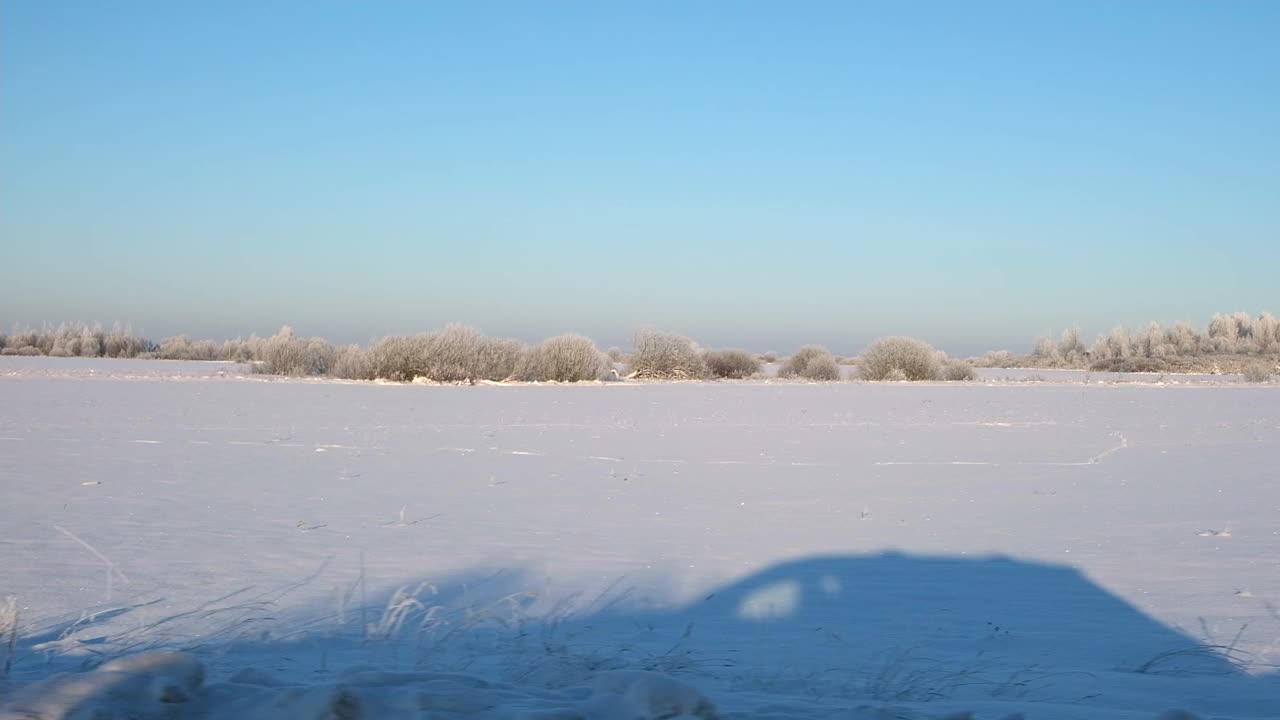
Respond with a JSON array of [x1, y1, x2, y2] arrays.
[[5, 552, 1279, 718]]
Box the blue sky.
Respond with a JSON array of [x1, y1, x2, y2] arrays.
[[3, 1, 1277, 355]]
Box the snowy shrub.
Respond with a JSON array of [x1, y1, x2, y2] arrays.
[[518, 334, 609, 382], [156, 336, 219, 361], [330, 345, 373, 380], [7, 328, 37, 352], [1032, 336, 1059, 363], [305, 338, 338, 375], [471, 336, 526, 381], [32, 328, 55, 355], [1253, 313, 1278, 353], [1091, 327, 1133, 362], [883, 368, 908, 381], [758, 351, 778, 364], [860, 337, 941, 381], [1243, 363, 1272, 383], [221, 338, 257, 363], [48, 342, 74, 357], [703, 349, 761, 379], [365, 326, 525, 382], [1058, 326, 1085, 361], [420, 324, 486, 382], [942, 359, 977, 381], [605, 346, 626, 363], [1166, 322, 1203, 355], [630, 330, 708, 379], [778, 345, 840, 381], [256, 330, 338, 377], [976, 350, 1016, 368], [77, 327, 103, 357], [12, 346, 41, 356], [259, 327, 311, 375], [368, 335, 428, 382], [103, 324, 150, 358]]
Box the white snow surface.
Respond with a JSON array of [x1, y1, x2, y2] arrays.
[[1, 357, 1278, 719]]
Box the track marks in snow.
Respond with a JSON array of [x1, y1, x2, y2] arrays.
[[1086, 432, 1130, 464], [706, 459, 838, 468], [873, 433, 1130, 468]]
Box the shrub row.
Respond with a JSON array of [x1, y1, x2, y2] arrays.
[[1022, 312, 1280, 370], [3, 323, 980, 383], [0, 323, 152, 358]]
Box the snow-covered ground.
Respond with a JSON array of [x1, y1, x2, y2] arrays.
[[1, 357, 1277, 719]]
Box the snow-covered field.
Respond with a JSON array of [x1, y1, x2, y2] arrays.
[[1, 357, 1278, 719]]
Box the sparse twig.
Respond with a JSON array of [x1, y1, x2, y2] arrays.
[[1133, 643, 1250, 675]]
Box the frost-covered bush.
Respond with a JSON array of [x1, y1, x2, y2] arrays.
[[518, 334, 609, 382], [758, 351, 778, 364], [778, 345, 840, 381], [1058, 326, 1085, 361], [77, 327, 103, 357], [8, 329, 36, 351], [703, 349, 761, 379], [630, 330, 708, 379], [471, 336, 526, 381], [257, 328, 338, 376], [221, 337, 262, 363], [860, 337, 942, 381], [1243, 363, 1272, 383], [368, 335, 429, 382], [157, 336, 220, 361], [366, 326, 525, 382], [418, 325, 477, 382], [943, 360, 977, 381], [103, 324, 150, 358], [259, 327, 309, 375], [1032, 336, 1059, 363], [48, 339, 76, 357], [330, 345, 373, 380], [976, 350, 1016, 368], [1254, 313, 1279, 353], [420, 325, 486, 382]]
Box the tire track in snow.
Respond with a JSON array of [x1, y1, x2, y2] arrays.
[[873, 432, 1129, 467]]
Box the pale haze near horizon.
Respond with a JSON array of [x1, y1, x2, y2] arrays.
[[2, 2, 1277, 357]]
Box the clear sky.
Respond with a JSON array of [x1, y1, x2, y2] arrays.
[[2, 1, 1277, 355]]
